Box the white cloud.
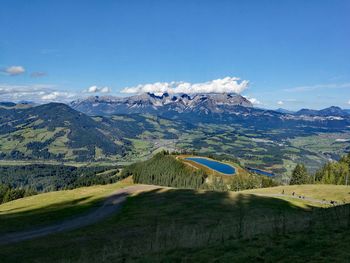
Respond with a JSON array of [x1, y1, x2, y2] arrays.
[[3, 66, 25, 76], [41, 91, 60, 100], [87, 85, 111, 93], [0, 84, 77, 102], [348, 100, 350, 105], [247, 97, 262, 105], [87, 86, 98, 93], [0, 84, 53, 96], [121, 77, 249, 94], [277, 101, 284, 105], [41, 91, 75, 101], [41, 92, 59, 100]]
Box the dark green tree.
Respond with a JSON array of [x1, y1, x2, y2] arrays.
[[289, 164, 309, 185]]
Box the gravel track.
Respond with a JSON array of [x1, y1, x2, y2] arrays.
[[0, 184, 160, 246]]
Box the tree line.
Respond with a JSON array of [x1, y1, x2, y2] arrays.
[[0, 164, 122, 192], [290, 153, 350, 185], [122, 151, 206, 189], [122, 151, 278, 191], [0, 184, 36, 205]]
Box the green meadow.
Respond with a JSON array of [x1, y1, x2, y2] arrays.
[[0, 182, 349, 262]]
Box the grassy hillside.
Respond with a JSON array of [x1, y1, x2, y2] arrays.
[[0, 183, 349, 262], [141, 228, 350, 262], [0, 178, 132, 234], [0, 103, 128, 161], [243, 184, 350, 203]]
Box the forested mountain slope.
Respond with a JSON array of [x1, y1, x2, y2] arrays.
[[0, 103, 128, 161]]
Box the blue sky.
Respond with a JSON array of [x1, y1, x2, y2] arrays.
[[0, 0, 349, 109]]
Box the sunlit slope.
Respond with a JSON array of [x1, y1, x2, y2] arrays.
[[0, 178, 133, 233], [242, 184, 350, 203]]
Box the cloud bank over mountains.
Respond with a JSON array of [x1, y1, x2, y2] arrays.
[[0, 77, 249, 104], [0, 84, 77, 102], [0, 84, 111, 103], [121, 77, 249, 95], [0, 76, 266, 107]]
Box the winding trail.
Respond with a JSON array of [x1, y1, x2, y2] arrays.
[[1, 185, 341, 246], [0, 184, 160, 246]]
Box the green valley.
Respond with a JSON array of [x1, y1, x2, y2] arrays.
[[1, 103, 350, 180]]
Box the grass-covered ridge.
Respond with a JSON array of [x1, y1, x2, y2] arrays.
[[0, 183, 349, 262]]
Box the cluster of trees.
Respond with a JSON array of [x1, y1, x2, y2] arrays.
[[290, 153, 350, 185], [314, 153, 350, 185], [0, 164, 122, 192], [122, 151, 207, 189], [72, 168, 122, 188], [0, 184, 36, 204], [205, 173, 278, 192], [122, 151, 278, 191]]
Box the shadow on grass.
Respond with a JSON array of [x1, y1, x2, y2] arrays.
[[0, 195, 103, 234], [105, 188, 350, 260], [0, 187, 349, 263]]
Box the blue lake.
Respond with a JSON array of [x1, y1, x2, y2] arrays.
[[185, 157, 235, 175], [246, 167, 275, 177]]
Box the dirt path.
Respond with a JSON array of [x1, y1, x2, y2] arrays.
[[0, 184, 160, 246]]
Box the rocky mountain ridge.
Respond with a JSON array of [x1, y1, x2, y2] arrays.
[[70, 93, 350, 124], [70, 92, 253, 116]]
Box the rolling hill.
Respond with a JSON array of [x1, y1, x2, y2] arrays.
[[0, 103, 128, 161]]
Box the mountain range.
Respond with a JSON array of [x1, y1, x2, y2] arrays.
[[69, 93, 350, 134], [71, 93, 350, 120], [0, 93, 349, 173], [70, 92, 253, 116], [295, 106, 350, 117]]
